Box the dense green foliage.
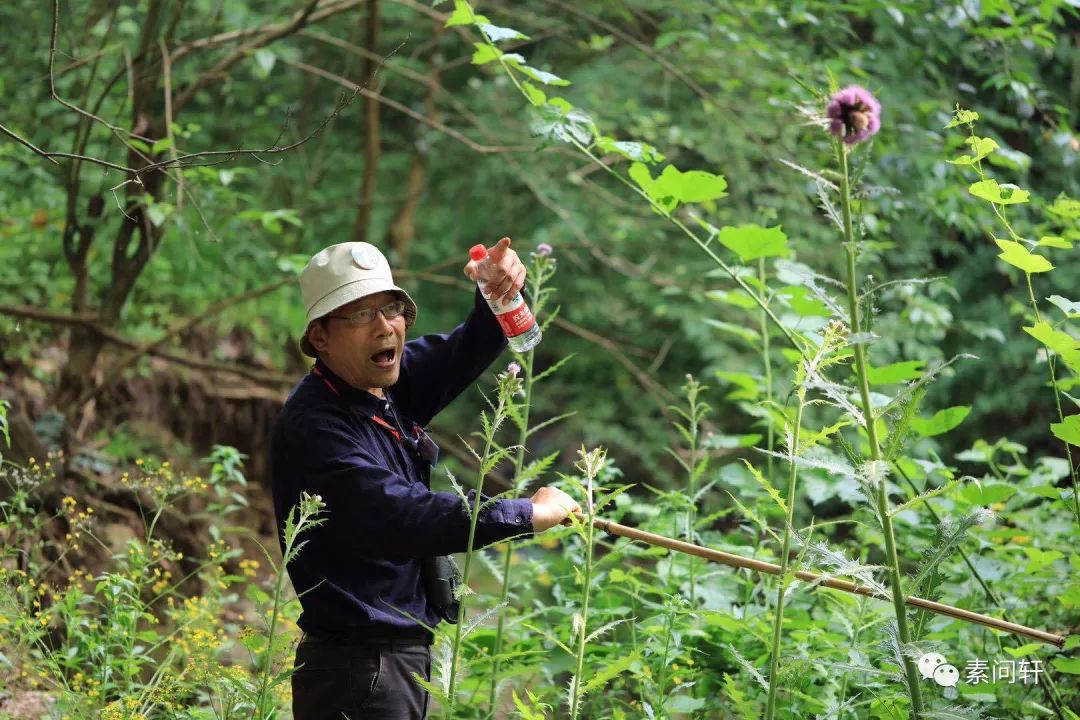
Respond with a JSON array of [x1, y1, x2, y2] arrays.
[[1, 0, 1079, 718]]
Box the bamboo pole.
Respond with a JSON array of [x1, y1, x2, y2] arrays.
[[590, 517, 1066, 648]]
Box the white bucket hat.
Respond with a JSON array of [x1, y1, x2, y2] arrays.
[[298, 242, 418, 357]]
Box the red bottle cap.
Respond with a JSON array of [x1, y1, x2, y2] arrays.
[[469, 244, 488, 261]]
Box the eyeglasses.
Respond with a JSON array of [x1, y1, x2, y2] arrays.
[[325, 300, 407, 326]]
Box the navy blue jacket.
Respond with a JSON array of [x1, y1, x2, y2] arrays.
[[270, 290, 534, 636]]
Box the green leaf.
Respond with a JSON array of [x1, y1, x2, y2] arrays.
[[910, 406, 970, 437], [1050, 415, 1080, 447], [253, 48, 276, 77], [705, 289, 757, 309], [1024, 322, 1080, 373], [704, 319, 759, 344], [959, 483, 1016, 506], [945, 107, 979, 128], [1002, 643, 1043, 658], [969, 179, 1030, 205], [445, 0, 488, 26], [1037, 235, 1072, 249], [595, 136, 663, 163], [778, 286, 832, 318], [521, 81, 546, 107], [715, 371, 760, 401], [660, 165, 727, 203], [867, 360, 926, 385], [151, 137, 173, 154], [667, 695, 707, 713], [471, 43, 501, 65], [994, 237, 1053, 273], [478, 23, 527, 42], [716, 224, 789, 262], [1024, 547, 1064, 573], [1047, 296, 1080, 317], [948, 136, 998, 165], [515, 63, 571, 86], [1052, 656, 1080, 675]]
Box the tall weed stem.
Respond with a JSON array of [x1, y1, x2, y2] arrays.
[[764, 396, 804, 719], [837, 142, 924, 717], [446, 386, 514, 717]]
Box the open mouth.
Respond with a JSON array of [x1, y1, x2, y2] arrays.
[[370, 348, 397, 368]]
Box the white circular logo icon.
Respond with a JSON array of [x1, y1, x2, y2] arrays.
[[932, 664, 960, 688], [351, 244, 382, 270], [917, 652, 947, 680]]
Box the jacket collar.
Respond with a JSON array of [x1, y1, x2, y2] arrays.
[[311, 358, 389, 419]]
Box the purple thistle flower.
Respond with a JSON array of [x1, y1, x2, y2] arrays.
[[507, 361, 521, 377], [536, 243, 553, 256], [826, 85, 881, 145]]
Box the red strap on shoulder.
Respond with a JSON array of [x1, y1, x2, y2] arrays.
[[311, 365, 340, 396], [370, 414, 403, 442]]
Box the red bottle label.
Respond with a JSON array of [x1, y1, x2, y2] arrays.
[[488, 292, 536, 337]]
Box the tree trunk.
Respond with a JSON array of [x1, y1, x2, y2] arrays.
[[384, 27, 444, 267], [350, 0, 381, 245]]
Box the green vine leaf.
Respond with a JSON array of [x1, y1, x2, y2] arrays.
[[1050, 415, 1080, 448], [969, 179, 1030, 205], [716, 224, 789, 262], [910, 406, 971, 437], [994, 237, 1053, 273]]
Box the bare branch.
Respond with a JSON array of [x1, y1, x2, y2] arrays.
[[171, 0, 322, 115], [282, 57, 534, 154], [0, 123, 61, 165], [170, 0, 367, 63]]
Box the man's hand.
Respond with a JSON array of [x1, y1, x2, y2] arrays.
[[529, 486, 581, 532], [463, 236, 527, 305]]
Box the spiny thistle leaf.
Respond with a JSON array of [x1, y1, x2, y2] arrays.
[[806, 540, 890, 598], [725, 644, 770, 691], [910, 510, 993, 594]]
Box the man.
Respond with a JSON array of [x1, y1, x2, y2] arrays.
[[270, 238, 579, 720]]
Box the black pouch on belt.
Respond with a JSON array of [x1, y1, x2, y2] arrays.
[[421, 555, 461, 624]]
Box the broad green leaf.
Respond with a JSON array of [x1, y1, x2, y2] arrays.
[[716, 224, 789, 262], [478, 23, 527, 42], [253, 48, 276, 77], [1037, 236, 1071, 249], [1048, 193, 1080, 220], [705, 289, 757, 309], [1047, 295, 1080, 317], [1050, 415, 1080, 447], [1002, 643, 1043, 658], [715, 370, 760, 401], [1024, 322, 1080, 373], [515, 63, 571, 86], [445, 0, 488, 26], [704, 319, 759, 344], [668, 167, 728, 203], [959, 483, 1016, 506], [595, 136, 663, 163], [994, 237, 1053, 273], [520, 81, 546, 106], [945, 107, 979, 128], [778, 286, 831, 318], [1024, 547, 1064, 573], [867, 360, 926, 385], [471, 43, 501, 65], [969, 179, 1030, 205], [948, 136, 998, 165], [911, 406, 970, 437], [1052, 656, 1080, 675]]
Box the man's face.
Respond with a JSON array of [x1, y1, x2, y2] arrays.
[[307, 291, 406, 395]]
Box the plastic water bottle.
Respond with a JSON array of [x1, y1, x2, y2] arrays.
[[469, 243, 542, 352]]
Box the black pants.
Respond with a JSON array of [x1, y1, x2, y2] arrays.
[[292, 635, 432, 720]]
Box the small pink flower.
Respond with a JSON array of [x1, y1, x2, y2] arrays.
[[827, 85, 881, 145], [536, 243, 553, 256], [507, 362, 521, 377]]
